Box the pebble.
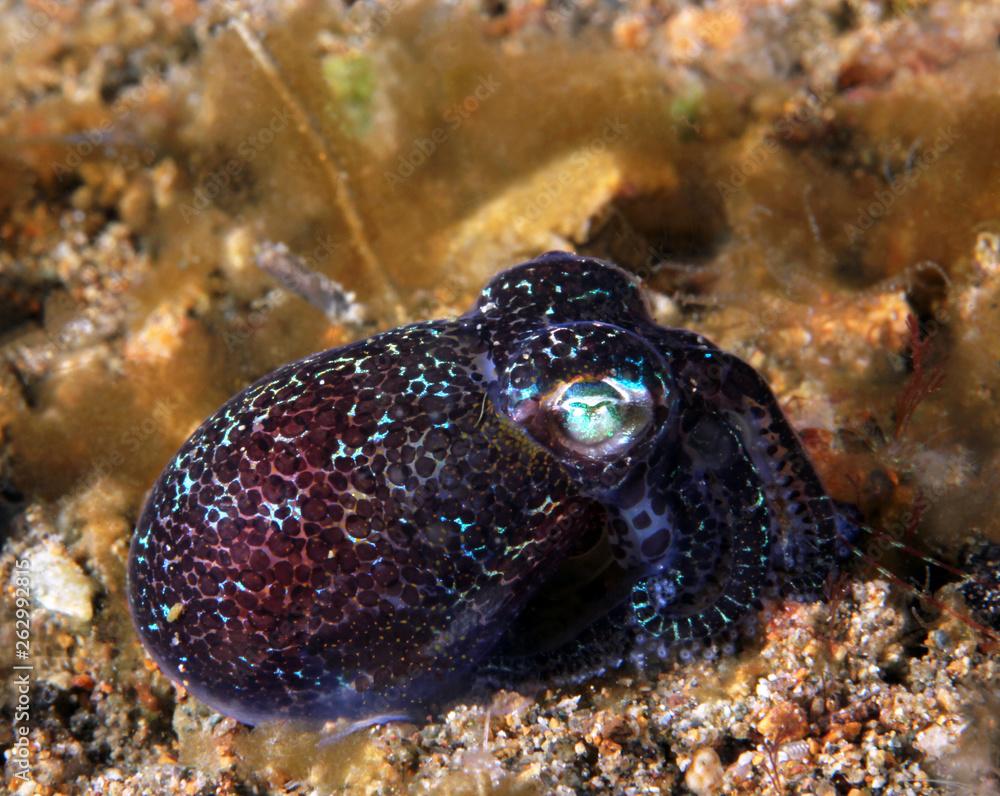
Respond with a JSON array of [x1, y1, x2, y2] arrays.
[[685, 746, 724, 796], [914, 723, 960, 759], [25, 542, 96, 622]]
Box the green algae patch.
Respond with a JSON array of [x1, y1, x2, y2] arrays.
[[322, 52, 378, 138]]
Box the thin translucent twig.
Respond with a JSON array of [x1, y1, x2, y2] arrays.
[[230, 18, 402, 319], [255, 241, 365, 325]]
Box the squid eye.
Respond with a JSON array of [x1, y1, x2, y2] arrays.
[[555, 382, 627, 444], [545, 378, 654, 459]]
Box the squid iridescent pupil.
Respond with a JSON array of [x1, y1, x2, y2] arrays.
[[558, 381, 622, 444]]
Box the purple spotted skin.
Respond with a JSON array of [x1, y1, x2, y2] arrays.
[[128, 251, 849, 725]]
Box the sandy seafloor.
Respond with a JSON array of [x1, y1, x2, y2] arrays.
[[1, 0, 1000, 793]]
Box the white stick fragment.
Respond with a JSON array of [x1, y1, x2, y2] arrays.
[[255, 240, 365, 325], [230, 18, 402, 319]]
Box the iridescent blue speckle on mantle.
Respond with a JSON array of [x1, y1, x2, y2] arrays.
[[127, 251, 848, 725]]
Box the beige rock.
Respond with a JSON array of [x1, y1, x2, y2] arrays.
[[25, 541, 95, 622], [685, 746, 724, 796]]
